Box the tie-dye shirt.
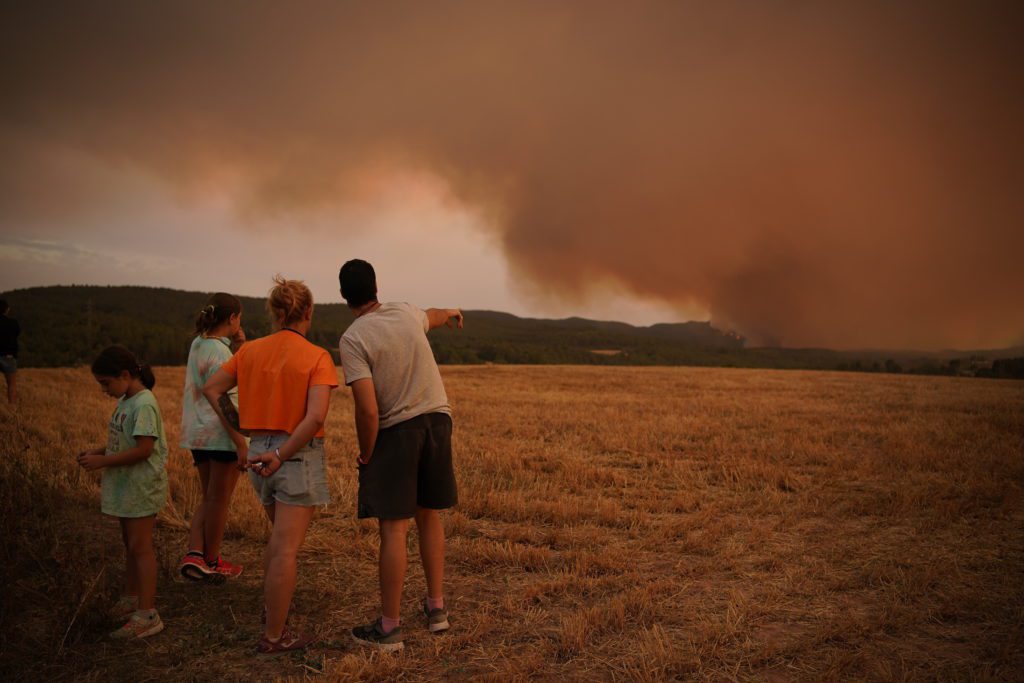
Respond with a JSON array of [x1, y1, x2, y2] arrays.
[[180, 335, 238, 452], [102, 388, 168, 517]]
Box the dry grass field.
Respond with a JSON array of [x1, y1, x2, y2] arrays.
[[1, 365, 1022, 681]]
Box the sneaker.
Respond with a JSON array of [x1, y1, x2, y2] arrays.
[[256, 629, 313, 655], [422, 599, 450, 633], [110, 611, 164, 640], [108, 595, 138, 621], [351, 618, 405, 652], [179, 553, 212, 581], [207, 556, 243, 580]]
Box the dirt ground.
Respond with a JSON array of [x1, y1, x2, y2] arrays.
[[1, 366, 1022, 681]]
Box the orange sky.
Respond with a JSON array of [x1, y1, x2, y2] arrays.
[[1, 2, 1022, 349]]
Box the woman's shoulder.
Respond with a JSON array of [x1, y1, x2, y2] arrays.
[[230, 333, 276, 363], [287, 335, 332, 365]]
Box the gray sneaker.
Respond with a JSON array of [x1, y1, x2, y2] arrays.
[[422, 599, 450, 633], [351, 618, 405, 652]]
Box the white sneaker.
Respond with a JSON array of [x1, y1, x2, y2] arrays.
[[110, 610, 164, 640], [107, 595, 138, 621]]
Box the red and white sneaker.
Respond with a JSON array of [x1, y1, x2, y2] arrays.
[[256, 629, 313, 655], [207, 556, 243, 580], [179, 553, 212, 581]]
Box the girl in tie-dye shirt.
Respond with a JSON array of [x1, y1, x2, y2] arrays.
[[178, 292, 248, 582]]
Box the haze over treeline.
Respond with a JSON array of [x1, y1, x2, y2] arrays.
[[4, 286, 1022, 379], [2, 2, 1022, 349]]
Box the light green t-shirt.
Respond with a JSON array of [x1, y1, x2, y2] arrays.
[[180, 335, 238, 452], [102, 388, 168, 518]]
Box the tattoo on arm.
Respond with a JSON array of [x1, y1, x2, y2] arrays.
[[218, 394, 244, 434]]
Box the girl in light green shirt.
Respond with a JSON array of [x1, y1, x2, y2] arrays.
[[78, 345, 168, 641]]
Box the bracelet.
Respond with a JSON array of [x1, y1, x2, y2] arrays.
[[274, 448, 284, 465]]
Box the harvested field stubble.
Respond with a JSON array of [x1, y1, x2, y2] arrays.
[[1, 365, 1022, 680]]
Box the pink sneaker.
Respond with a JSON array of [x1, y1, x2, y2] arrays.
[[208, 556, 243, 580], [179, 553, 212, 581]]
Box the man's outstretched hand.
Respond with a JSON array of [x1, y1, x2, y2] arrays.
[[445, 309, 464, 329], [427, 307, 464, 331]]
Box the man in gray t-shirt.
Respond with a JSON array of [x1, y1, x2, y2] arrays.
[[340, 300, 451, 428], [338, 259, 463, 651]]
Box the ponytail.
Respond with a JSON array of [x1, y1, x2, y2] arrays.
[[194, 292, 242, 335], [91, 345, 156, 389], [138, 363, 156, 390]]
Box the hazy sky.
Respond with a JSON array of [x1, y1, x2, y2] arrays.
[[2, 2, 1022, 348]]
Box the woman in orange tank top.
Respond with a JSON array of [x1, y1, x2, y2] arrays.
[[203, 276, 339, 655]]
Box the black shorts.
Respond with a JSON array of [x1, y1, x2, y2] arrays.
[[191, 449, 238, 466], [358, 412, 457, 520]]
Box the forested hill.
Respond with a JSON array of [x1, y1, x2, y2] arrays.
[[2, 285, 1022, 378], [1, 285, 744, 368]]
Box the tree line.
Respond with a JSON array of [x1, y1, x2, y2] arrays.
[[2, 285, 1021, 379]]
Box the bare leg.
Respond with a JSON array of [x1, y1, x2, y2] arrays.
[[122, 515, 158, 610], [262, 502, 275, 576], [3, 371, 14, 404], [415, 508, 446, 601], [187, 462, 211, 554], [379, 518, 411, 620], [119, 520, 138, 597], [202, 460, 240, 561], [263, 502, 314, 639]]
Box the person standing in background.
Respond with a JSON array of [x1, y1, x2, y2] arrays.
[[0, 300, 19, 404]]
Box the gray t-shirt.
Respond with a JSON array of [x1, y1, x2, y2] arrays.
[[339, 302, 451, 429]]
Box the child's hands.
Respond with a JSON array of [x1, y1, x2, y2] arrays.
[[77, 452, 106, 471]]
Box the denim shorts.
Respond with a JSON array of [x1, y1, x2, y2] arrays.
[[248, 433, 330, 507], [0, 356, 16, 374]]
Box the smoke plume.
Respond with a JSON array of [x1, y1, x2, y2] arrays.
[[2, 1, 1022, 348]]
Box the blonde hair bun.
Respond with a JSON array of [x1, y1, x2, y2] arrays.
[[268, 275, 314, 326]]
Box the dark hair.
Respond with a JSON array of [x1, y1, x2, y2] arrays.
[[339, 259, 378, 308], [91, 345, 156, 389], [0, 299, 7, 315], [194, 292, 242, 335]]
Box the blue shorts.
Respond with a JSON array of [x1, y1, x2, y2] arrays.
[[0, 356, 16, 374]]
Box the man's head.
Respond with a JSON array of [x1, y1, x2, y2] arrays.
[[0, 300, 8, 316], [339, 259, 378, 308]]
